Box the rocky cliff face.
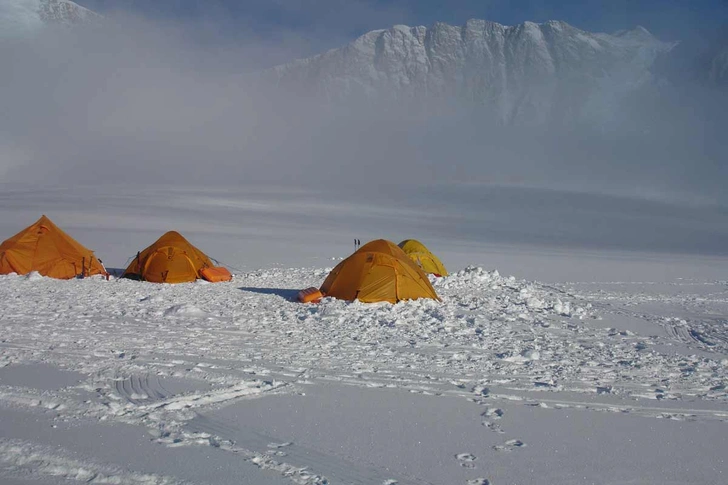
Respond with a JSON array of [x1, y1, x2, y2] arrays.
[[268, 19, 674, 125], [37, 0, 97, 25]]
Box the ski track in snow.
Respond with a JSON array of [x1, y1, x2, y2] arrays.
[[0, 266, 727, 484], [0, 438, 186, 485]]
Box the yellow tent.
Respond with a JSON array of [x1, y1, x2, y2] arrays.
[[398, 239, 448, 276], [320, 239, 439, 303], [122, 231, 231, 283], [0, 215, 106, 279]]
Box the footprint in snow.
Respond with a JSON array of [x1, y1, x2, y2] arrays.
[[267, 442, 292, 449], [466, 479, 491, 485], [481, 408, 504, 419], [481, 408, 505, 433], [267, 442, 292, 456], [455, 453, 477, 468], [492, 439, 525, 452], [481, 420, 505, 434]]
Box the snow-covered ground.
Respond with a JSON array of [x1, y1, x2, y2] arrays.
[[1, 184, 727, 484], [1, 264, 727, 484]]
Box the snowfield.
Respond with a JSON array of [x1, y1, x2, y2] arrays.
[[1, 264, 726, 484], [2, 2, 727, 481]]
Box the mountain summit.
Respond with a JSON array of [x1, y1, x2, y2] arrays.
[[267, 19, 673, 125], [0, 0, 99, 38]]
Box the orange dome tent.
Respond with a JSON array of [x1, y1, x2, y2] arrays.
[[122, 231, 232, 284], [320, 239, 439, 303], [398, 239, 448, 276], [0, 215, 107, 279]]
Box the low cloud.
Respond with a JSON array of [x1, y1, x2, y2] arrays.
[[1, 10, 727, 227]]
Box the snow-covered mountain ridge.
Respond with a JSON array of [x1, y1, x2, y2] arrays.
[[0, 0, 98, 38], [267, 19, 674, 124], [2, 6, 722, 125]]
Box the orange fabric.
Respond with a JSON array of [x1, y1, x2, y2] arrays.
[[297, 287, 324, 303], [320, 239, 439, 303], [122, 231, 218, 284], [0, 215, 106, 279], [199, 266, 233, 283]]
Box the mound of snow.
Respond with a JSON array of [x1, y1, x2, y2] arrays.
[[163, 304, 209, 318], [25, 271, 44, 281]]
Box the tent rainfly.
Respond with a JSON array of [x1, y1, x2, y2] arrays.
[[122, 231, 232, 283], [0, 215, 107, 279], [398, 239, 448, 277], [319, 239, 439, 303]]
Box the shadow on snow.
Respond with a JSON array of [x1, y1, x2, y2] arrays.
[[238, 287, 300, 301]]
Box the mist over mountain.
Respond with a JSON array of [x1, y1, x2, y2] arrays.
[[267, 19, 673, 127], [0, 0, 99, 38], [257, 18, 726, 202], [653, 26, 728, 88], [0, 9, 726, 208]]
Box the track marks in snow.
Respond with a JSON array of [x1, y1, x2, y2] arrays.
[[661, 317, 728, 350], [481, 420, 504, 433], [143, 379, 284, 412], [455, 452, 477, 468], [267, 441, 292, 457], [114, 374, 168, 404], [520, 395, 728, 421], [188, 414, 429, 485], [268, 441, 292, 449], [5, 267, 725, 409], [569, 281, 728, 355], [0, 438, 185, 485], [481, 407, 504, 419], [492, 439, 526, 452], [1, 269, 728, 484], [480, 407, 505, 434]]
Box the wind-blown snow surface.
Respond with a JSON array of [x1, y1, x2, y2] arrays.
[[1, 265, 727, 484]]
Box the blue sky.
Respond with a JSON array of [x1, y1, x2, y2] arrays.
[[79, 0, 726, 51]]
